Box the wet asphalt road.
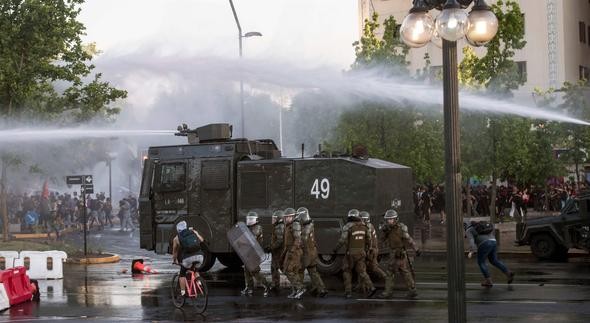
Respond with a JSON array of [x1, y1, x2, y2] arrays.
[[2, 228, 590, 322]]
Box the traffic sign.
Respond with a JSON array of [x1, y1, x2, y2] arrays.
[[84, 175, 93, 184], [66, 176, 83, 185], [82, 184, 94, 194]]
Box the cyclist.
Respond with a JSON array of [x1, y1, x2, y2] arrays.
[[172, 220, 205, 296]]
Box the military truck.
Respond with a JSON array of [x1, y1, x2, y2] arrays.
[[516, 190, 590, 260], [139, 123, 414, 274]]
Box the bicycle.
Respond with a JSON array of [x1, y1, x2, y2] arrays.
[[171, 262, 209, 314]]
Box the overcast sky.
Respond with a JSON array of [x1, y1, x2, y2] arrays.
[[79, 0, 359, 68]]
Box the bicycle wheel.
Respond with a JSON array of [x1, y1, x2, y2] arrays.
[[171, 273, 185, 308], [188, 275, 208, 314]]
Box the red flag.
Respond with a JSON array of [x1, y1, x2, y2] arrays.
[[41, 180, 49, 198]]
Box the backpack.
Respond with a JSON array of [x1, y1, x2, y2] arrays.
[[179, 229, 201, 253], [475, 221, 494, 235]]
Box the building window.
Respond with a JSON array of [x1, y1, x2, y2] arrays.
[[580, 66, 590, 81], [588, 26, 590, 46], [516, 61, 527, 82], [580, 21, 587, 43]]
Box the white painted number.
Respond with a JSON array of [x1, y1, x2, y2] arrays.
[[311, 178, 330, 199]]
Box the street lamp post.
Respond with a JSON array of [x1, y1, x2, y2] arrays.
[[400, 1, 498, 322], [229, 0, 262, 138], [106, 152, 117, 201]]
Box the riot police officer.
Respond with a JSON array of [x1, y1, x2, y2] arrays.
[[282, 208, 306, 299], [269, 210, 285, 292], [360, 211, 386, 282], [332, 209, 377, 299], [297, 207, 328, 298], [242, 211, 271, 297], [379, 209, 420, 298]]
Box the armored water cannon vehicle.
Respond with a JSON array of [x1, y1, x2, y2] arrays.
[[139, 123, 415, 274], [516, 190, 590, 260]]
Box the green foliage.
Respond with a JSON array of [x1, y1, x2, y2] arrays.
[[352, 13, 409, 75], [555, 80, 590, 181], [458, 0, 526, 95], [329, 106, 444, 183], [0, 0, 127, 122], [456, 0, 562, 190]]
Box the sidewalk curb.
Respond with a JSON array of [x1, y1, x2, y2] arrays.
[[67, 253, 121, 264], [10, 228, 75, 239]]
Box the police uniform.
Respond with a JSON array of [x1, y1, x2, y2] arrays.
[[299, 218, 327, 297], [283, 215, 305, 298], [380, 210, 419, 298], [333, 211, 376, 298], [243, 218, 270, 296], [365, 221, 387, 281], [270, 213, 285, 290]]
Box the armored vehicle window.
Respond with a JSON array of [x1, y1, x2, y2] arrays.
[[155, 163, 186, 192], [241, 172, 267, 209], [202, 160, 230, 190], [140, 159, 153, 197]]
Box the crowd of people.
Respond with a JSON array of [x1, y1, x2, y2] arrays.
[[414, 181, 589, 223], [1, 190, 139, 237]]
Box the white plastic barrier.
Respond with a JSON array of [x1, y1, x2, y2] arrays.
[[18, 251, 67, 280], [0, 251, 19, 270], [0, 284, 9, 312]]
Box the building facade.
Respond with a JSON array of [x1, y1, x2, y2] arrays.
[[359, 0, 590, 96]]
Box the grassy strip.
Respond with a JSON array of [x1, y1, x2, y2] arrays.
[[0, 240, 80, 255]]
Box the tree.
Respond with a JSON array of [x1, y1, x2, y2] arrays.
[[0, 0, 127, 122], [351, 13, 409, 75], [0, 1, 127, 240], [555, 80, 590, 187], [1, 153, 22, 241], [329, 106, 444, 183], [323, 13, 445, 183], [458, 0, 533, 220], [459, 0, 526, 95]]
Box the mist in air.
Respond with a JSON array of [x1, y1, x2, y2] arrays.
[[2, 51, 588, 199]]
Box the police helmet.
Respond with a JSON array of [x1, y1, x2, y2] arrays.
[[284, 208, 296, 217], [359, 211, 370, 223], [296, 207, 311, 224], [347, 209, 360, 220], [383, 209, 399, 220], [246, 211, 258, 226], [272, 210, 285, 222]]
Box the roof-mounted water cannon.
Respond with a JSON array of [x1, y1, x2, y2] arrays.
[[174, 123, 233, 144]]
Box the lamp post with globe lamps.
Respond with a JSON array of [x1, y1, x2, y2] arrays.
[[400, 1, 498, 322]]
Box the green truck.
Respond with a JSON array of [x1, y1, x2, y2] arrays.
[[138, 123, 415, 273], [516, 190, 590, 260]]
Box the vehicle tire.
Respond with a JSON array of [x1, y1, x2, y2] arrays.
[[171, 274, 185, 308], [316, 254, 343, 275], [216, 253, 243, 269], [195, 249, 216, 272], [188, 275, 208, 314], [531, 233, 565, 261]]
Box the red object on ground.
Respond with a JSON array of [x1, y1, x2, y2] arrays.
[[0, 267, 33, 306], [41, 180, 49, 199], [132, 259, 158, 274]]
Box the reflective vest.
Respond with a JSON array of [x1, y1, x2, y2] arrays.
[[348, 222, 367, 253]]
